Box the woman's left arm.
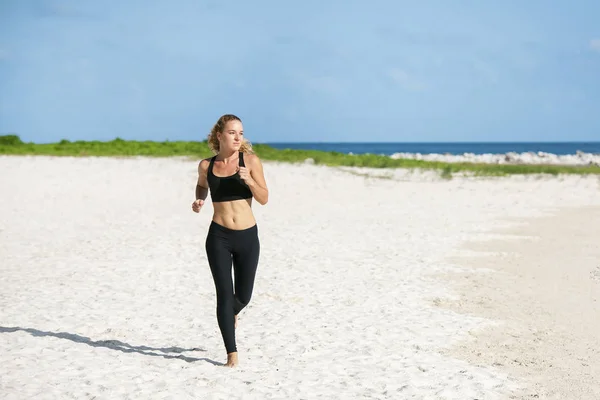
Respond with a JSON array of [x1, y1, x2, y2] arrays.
[[239, 154, 269, 205]]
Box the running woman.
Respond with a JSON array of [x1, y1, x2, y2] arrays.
[[192, 114, 269, 368]]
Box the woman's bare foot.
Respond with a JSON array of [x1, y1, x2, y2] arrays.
[[224, 352, 238, 368]]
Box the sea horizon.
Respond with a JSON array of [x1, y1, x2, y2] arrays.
[[5, 135, 600, 156]]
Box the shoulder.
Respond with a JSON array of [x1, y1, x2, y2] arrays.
[[198, 157, 213, 172], [243, 152, 262, 167]]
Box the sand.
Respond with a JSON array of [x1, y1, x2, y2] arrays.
[[439, 206, 600, 399], [1, 155, 599, 399]]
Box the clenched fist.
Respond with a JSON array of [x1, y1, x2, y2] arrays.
[[191, 199, 204, 213], [237, 166, 254, 185]]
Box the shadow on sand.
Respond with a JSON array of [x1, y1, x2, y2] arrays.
[[0, 326, 223, 366]]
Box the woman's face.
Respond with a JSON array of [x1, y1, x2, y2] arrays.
[[218, 120, 244, 152]]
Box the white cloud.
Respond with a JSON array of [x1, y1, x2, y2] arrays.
[[590, 39, 600, 52]]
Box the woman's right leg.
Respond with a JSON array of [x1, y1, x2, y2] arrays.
[[205, 224, 237, 355]]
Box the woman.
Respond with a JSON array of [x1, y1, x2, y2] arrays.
[[191, 114, 269, 368]]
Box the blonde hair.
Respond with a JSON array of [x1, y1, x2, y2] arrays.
[[207, 114, 254, 155]]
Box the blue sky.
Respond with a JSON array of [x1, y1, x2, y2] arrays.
[[1, 0, 599, 143]]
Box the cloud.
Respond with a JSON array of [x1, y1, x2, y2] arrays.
[[591, 39, 600, 52], [387, 68, 427, 91]]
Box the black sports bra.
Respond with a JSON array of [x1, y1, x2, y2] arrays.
[[207, 152, 253, 203]]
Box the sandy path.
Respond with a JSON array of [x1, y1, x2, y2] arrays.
[[1, 155, 599, 399], [438, 205, 600, 399]]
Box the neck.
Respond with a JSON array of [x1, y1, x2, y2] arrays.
[[217, 149, 239, 161]]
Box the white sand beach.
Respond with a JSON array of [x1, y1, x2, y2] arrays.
[[1, 155, 599, 400]]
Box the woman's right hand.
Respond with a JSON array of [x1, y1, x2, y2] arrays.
[[192, 199, 204, 213]]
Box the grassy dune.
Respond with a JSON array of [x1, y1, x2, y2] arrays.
[[1, 134, 599, 177]]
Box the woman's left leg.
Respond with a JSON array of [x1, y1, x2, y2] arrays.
[[232, 225, 260, 316]]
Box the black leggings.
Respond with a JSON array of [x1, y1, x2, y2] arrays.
[[205, 221, 260, 354]]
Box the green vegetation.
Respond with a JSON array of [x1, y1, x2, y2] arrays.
[[1, 134, 599, 177], [0, 134, 211, 157]]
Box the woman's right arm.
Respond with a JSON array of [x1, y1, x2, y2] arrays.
[[196, 159, 210, 201]]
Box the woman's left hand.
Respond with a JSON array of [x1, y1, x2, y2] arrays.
[[238, 166, 254, 186]]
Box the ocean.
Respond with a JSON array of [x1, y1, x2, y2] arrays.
[[264, 142, 600, 156]]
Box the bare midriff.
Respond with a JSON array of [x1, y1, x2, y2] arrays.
[[212, 198, 256, 230]]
